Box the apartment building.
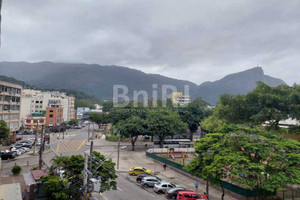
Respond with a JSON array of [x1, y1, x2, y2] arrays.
[[20, 89, 75, 124], [172, 92, 191, 106], [45, 106, 63, 127], [0, 81, 22, 136], [25, 114, 46, 132]]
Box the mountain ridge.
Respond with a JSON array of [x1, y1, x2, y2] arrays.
[[0, 61, 286, 104]]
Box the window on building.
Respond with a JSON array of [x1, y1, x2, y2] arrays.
[[4, 105, 10, 111], [11, 105, 20, 111], [4, 96, 11, 102], [49, 114, 53, 118]]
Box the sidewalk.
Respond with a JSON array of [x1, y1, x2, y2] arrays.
[[85, 135, 153, 147]]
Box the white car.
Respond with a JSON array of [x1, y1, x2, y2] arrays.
[[153, 181, 176, 193], [20, 147, 30, 152], [12, 150, 22, 156]]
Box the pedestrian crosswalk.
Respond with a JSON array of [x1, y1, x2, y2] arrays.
[[56, 140, 86, 152]]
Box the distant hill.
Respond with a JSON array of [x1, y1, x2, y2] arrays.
[[0, 75, 33, 89], [0, 62, 286, 105], [196, 67, 286, 104]]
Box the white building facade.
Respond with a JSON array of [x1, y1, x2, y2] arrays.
[[20, 89, 75, 123]]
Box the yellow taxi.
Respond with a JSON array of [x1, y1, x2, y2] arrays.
[[129, 167, 152, 176]]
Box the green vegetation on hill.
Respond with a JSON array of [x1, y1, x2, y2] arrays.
[[0, 75, 102, 109], [0, 75, 34, 88]]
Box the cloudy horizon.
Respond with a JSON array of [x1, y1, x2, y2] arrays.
[[0, 0, 299, 85]]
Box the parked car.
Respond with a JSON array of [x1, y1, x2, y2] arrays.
[[12, 143, 32, 150], [16, 136, 22, 141], [74, 125, 82, 129], [177, 191, 207, 200], [129, 167, 152, 176], [12, 149, 22, 156], [141, 176, 161, 188], [1, 151, 17, 160], [154, 181, 176, 193], [165, 187, 186, 199], [21, 140, 34, 145], [19, 147, 30, 152], [136, 174, 162, 183]]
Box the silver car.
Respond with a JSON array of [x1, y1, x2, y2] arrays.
[[153, 181, 176, 193], [141, 176, 161, 188]]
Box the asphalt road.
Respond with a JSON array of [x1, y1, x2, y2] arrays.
[[94, 172, 167, 200]]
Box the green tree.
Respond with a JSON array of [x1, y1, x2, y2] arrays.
[[178, 101, 211, 140], [92, 151, 117, 192], [0, 120, 10, 142], [40, 176, 69, 200], [186, 129, 300, 200], [68, 119, 79, 126], [46, 152, 117, 197], [146, 110, 187, 148], [201, 115, 225, 133], [75, 99, 96, 109], [88, 113, 109, 128], [290, 84, 300, 120], [116, 116, 146, 151], [215, 82, 292, 129], [102, 101, 114, 112]]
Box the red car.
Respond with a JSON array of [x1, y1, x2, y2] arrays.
[[177, 191, 207, 200]]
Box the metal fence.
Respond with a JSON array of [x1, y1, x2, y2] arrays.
[[146, 151, 276, 198]]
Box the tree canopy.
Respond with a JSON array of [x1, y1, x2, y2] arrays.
[[46, 152, 117, 199], [178, 99, 212, 139], [0, 120, 10, 142], [146, 110, 187, 148], [186, 128, 300, 200], [88, 113, 109, 127], [215, 82, 298, 129], [116, 116, 147, 151]]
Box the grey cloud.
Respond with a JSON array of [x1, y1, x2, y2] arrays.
[[0, 0, 299, 85]]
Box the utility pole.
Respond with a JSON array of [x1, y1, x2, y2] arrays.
[[88, 123, 90, 142], [39, 125, 44, 169], [117, 131, 120, 170], [83, 154, 89, 200], [206, 179, 209, 199], [63, 124, 65, 140], [33, 121, 39, 155]]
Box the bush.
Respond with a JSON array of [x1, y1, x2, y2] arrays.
[[106, 135, 118, 141], [12, 165, 22, 175], [105, 135, 127, 142], [31, 166, 38, 170]]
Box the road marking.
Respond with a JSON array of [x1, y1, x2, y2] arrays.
[[77, 140, 87, 150], [117, 187, 123, 192], [100, 193, 109, 200], [56, 143, 59, 152]]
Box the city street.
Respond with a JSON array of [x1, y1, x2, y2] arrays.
[[1, 127, 238, 200]]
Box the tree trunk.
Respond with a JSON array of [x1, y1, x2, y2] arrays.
[[159, 137, 164, 148], [221, 183, 225, 200], [131, 137, 137, 151], [190, 131, 194, 141]]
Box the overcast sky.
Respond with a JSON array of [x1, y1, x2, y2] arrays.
[[0, 0, 299, 85]]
